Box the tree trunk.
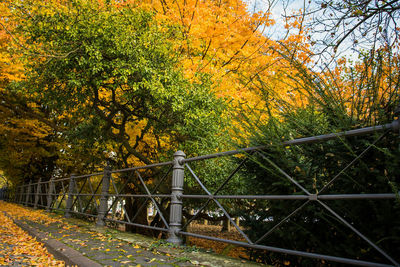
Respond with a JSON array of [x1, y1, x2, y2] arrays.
[[124, 197, 153, 236], [221, 218, 230, 232]]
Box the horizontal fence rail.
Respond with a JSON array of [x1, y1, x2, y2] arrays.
[[7, 118, 400, 267]]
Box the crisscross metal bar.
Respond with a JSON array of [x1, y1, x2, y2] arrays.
[[182, 155, 250, 229], [109, 175, 131, 223], [25, 182, 32, 206], [255, 200, 310, 244], [82, 176, 102, 214], [56, 181, 68, 210], [106, 175, 130, 215], [178, 231, 394, 267], [40, 183, 45, 205], [256, 151, 311, 195], [11, 120, 398, 267], [319, 130, 389, 194], [37, 184, 42, 206], [26, 184, 35, 206], [317, 199, 399, 266], [40, 183, 48, 206], [87, 176, 100, 212], [186, 163, 253, 244], [34, 181, 41, 208], [181, 121, 398, 163], [75, 183, 84, 213], [71, 178, 87, 212], [129, 166, 172, 224], [135, 171, 169, 228], [106, 176, 128, 217]]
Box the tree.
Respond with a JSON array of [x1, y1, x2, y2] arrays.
[[1, 0, 318, 238], [0, 1, 61, 186], [17, 0, 226, 163], [309, 0, 400, 54], [4, 0, 229, 234], [236, 35, 400, 265], [121, 0, 312, 141]]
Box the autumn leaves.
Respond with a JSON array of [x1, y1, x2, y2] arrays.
[[0, 0, 304, 185], [0, 201, 64, 266], [0, 201, 206, 266]]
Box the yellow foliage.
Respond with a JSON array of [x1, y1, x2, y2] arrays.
[[0, 0, 312, 170], [115, 0, 311, 143], [0, 201, 65, 266]]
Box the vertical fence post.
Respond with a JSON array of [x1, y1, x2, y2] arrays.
[[96, 161, 111, 226], [46, 178, 55, 212], [14, 186, 20, 203], [25, 180, 32, 206], [18, 184, 24, 204], [34, 178, 41, 209], [65, 174, 75, 218], [167, 150, 185, 245]]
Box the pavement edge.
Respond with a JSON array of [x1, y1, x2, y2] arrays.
[[5, 212, 102, 267]]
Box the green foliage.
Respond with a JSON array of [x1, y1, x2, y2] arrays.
[[10, 0, 228, 173], [236, 49, 400, 265], [241, 112, 400, 265]]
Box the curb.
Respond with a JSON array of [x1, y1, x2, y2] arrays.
[[5, 212, 102, 267]]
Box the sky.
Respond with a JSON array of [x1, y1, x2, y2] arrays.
[[244, 0, 308, 40], [244, 0, 360, 66]]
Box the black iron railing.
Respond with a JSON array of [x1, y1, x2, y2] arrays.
[[6, 118, 400, 267]]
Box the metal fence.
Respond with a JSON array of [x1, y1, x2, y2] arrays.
[[0, 188, 8, 200], [6, 118, 400, 267]]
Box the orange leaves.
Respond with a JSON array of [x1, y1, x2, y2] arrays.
[[0, 201, 65, 266], [1, 0, 314, 175], [0, 201, 62, 225], [0, 0, 31, 87], [125, 0, 279, 104]]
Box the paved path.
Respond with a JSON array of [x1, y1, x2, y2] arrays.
[[0, 209, 63, 266], [1, 202, 262, 267], [10, 215, 199, 266]]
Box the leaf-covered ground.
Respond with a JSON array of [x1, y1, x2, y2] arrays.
[[0, 202, 64, 266], [0, 201, 204, 266], [186, 224, 249, 260]]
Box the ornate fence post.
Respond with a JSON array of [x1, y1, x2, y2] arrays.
[[25, 180, 32, 206], [96, 161, 111, 226], [34, 178, 41, 209], [167, 150, 185, 245], [46, 177, 55, 212], [65, 174, 76, 218]]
